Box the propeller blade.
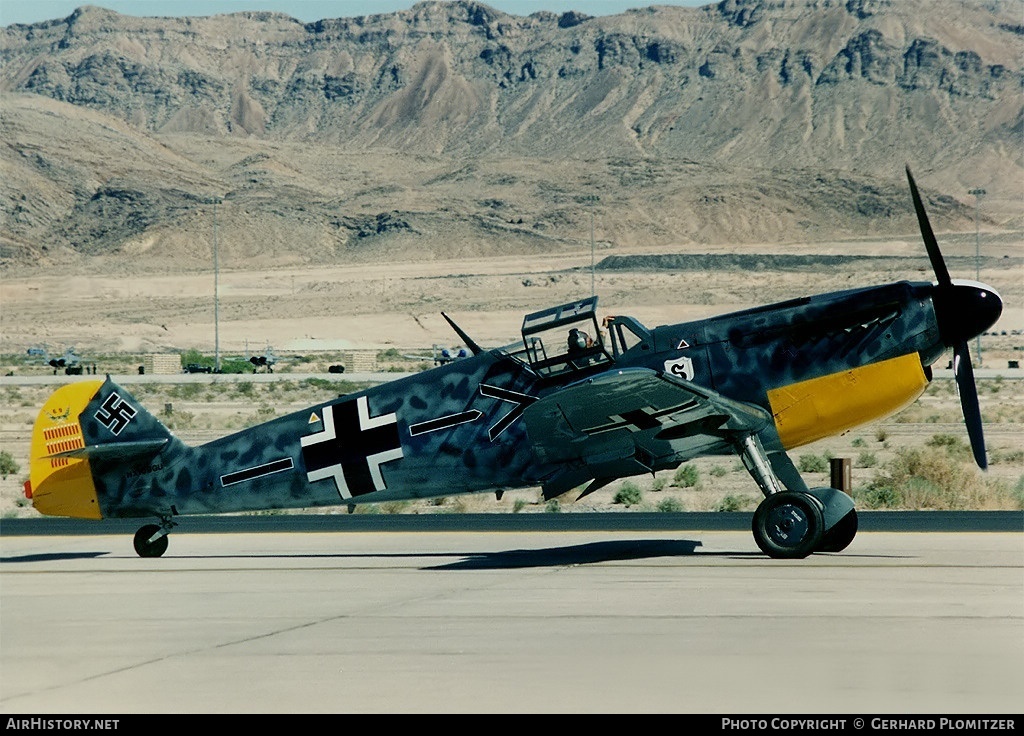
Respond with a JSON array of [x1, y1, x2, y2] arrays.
[[905, 166, 951, 287], [953, 342, 987, 469]]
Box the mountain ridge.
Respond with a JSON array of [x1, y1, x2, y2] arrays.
[[1, 0, 1020, 269]]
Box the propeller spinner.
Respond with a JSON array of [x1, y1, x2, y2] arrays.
[[906, 166, 1003, 469]]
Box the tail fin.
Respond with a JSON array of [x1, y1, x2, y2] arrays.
[[28, 377, 177, 519]]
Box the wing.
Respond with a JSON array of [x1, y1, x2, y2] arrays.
[[523, 367, 772, 498]]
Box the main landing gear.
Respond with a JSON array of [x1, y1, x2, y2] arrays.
[[750, 490, 859, 559], [133, 515, 176, 558], [738, 434, 859, 559]]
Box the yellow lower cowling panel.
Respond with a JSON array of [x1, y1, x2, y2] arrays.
[[767, 353, 928, 450], [29, 381, 104, 519]]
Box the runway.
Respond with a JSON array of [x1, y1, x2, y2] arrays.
[[1, 526, 1021, 714]]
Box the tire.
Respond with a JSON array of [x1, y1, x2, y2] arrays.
[[752, 491, 824, 559], [133, 524, 169, 558], [818, 508, 858, 553]]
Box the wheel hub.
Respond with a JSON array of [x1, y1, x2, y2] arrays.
[[767, 505, 808, 546]]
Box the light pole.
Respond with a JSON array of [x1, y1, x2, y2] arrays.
[[581, 195, 599, 297], [968, 188, 986, 364], [213, 200, 221, 373], [590, 205, 595, 297]]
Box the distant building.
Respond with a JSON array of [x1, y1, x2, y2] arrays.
[[143, 354, 182, 375], [340, 350, 377, 372]]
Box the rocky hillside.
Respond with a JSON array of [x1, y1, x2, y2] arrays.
[[1, 0, 1020, 270]]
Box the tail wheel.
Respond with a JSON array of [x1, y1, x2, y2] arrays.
[[133, 524, 169, 558], [752, 491, 824, 559]]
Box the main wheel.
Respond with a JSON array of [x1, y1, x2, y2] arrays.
[[133, 524, 169, 558], [752, 492, 824, 559], [818, 508, 858, 553]]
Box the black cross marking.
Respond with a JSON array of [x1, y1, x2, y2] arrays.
[[582, 400, 699, 436], [301, 396, 403, 500], [478, 384, 537, 441], [94, 392, 137, 436]]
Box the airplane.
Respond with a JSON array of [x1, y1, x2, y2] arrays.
[[249, 346, 277, 373], [24, 168, 1003, 559], [42, 347, 85, 375]]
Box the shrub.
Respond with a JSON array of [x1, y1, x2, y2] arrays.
[[657, 497, 684, 513], [0, 450, 19, 479], [798, 454, 828, 473], [863, 447, 1007, 510], [859, 483, 902, 509], [857, 451, 877, 468], [168, 383, 202, 400], [991, 449, 1024, 465], [164, 411, 195, 430], [716, 495, 753, 512], [613, 482, 643, 506], [545, 499, 561, 513], [925, 433, 971, 462], [709, 464, 728, 477], [673, 464, 700, 488]]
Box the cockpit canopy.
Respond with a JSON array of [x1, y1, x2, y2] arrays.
[[512, 296, 652, 379]]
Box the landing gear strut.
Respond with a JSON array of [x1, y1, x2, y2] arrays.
[[133, 516, 176, 557]]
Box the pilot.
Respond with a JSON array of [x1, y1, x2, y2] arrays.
[[567, 328, 593, 354]]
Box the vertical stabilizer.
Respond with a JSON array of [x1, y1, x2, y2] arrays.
[[28, 378, 179, 519]]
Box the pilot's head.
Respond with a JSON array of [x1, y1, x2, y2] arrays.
[[568, 329, 588, 351]]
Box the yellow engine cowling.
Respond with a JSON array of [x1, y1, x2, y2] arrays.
[[767, 353, 929, 450]]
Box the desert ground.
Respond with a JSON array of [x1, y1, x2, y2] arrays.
[[1, 231, 1022, 518], [2, 230, 1022, 356]]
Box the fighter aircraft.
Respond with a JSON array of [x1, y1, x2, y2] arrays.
[[249, 346, 277, 373], [25, 169, 1002, 558], [42, 347, 85, 375]]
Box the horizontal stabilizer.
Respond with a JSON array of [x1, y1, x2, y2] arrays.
[[44, 438, 169, 460]]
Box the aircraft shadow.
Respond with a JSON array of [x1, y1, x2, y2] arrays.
[[426, 538, 704, 570], [1, 552, 109, 562], [101, 538, 710, 567]]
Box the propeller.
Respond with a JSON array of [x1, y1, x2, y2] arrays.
[[905, 166, 1002, 469]]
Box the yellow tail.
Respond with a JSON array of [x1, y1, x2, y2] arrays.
[[28, 381, 105, 519]]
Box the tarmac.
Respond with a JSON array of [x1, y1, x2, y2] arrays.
[[1, 526, 1021, 714]]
